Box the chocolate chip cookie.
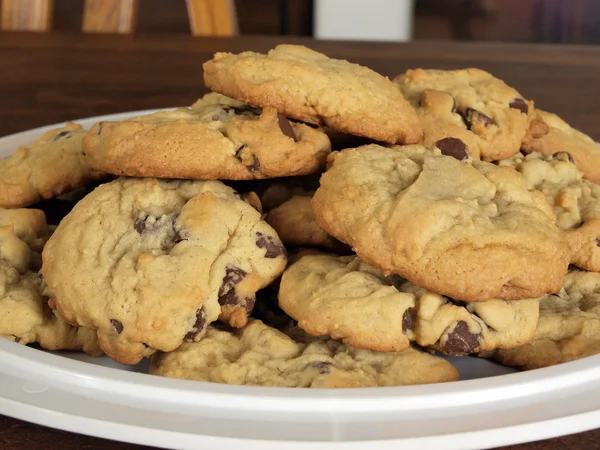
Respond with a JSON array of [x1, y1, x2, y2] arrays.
[[489, 269, 600, 370], [266, 194, 349, 252], [42, 178, 287, 364], [394, 68, 534, 161], [0, 122, 104, 208], [203, 45, 422, 144], [499, 151, 600, 272], [522, 110, 600, 184], [279, 253, 539, 355], [150, 320, 459, 387], [312, 144, 570, 301], [84, 93, 331, 180], [0, 208, 101, 354]]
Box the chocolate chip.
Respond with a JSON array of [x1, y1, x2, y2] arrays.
[[277, 112, 298, 142], [509, 98, 529, 114], [440, 320, 481, 356], [256, 232, 286, 258], [52, 130, 72, 141], [312, 361, 331, 374], [184, 309, 207, 342], [436, 137, 469, 161], [248, 154, 261, 173], [402, 308, 414, 333], [14, 336, 21, 343], [462, 108, 496, 128], [596, 237, 600, 247], [383, 274, 404, 290], [110, 319, 123, 335], [134, 215, 165, 235], [225, 105, 261, 115], [234, 145, 247, 160], [219, 266, 256, 313], [554, 151, 575, 164]]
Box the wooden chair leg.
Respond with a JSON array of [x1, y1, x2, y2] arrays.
[[83, 0, 138, 34], [186, 0, 238, 36], [1, 0, 53, 32]]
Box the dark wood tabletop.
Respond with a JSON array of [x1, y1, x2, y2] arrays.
[[2, 31, 600, 450]]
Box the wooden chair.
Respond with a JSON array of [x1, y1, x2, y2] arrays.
[[0, 0, 238, 36]]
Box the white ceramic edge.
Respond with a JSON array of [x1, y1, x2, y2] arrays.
[[3, 111, 600, 449]]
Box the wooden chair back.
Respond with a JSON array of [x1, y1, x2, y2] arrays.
[[1, 0, 237, 35]]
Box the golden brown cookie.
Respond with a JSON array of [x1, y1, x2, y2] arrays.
[[203, 45, 422, 144], [0, 123, 103, 208], [84, 93, 331, 180], [312, 144, 570, 302], [150, 320, 458, 388], [394, 68, 534, 161], [522, 110, 600, 184]]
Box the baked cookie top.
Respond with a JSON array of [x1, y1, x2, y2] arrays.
[[42, 178, 287, 364], [0, 208, 101, 355], [203, 45, 422, 144], [266, 194, 349, 252], [150, 320, 459, 388], [499, 151, 600, 272], [522, 110, 600, 184], [394, 68, 534, 161], [279, 253, 539, 355], [83, 93, 331, 180], [490, 269, 600, 370], [312, 144, 570, 301], [0, 122, 103, 208]]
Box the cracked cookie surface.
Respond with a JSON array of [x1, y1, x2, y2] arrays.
[[203, 45, 422, 144], [499, 151, 600, 272], [0, 208, 101, 354], [522, 110, 600, 184], [489, 270, 600, 370], [42, 178, 287, 364], [394, 68, 534, 161], [0, 122, 103, 208], [150, 319, 458, 388], [279, 253, 539, 355], [83, 93, 331, 180], [312, 144, 570, 301]]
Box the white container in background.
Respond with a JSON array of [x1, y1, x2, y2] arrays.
[[314, 0, 415, 42]]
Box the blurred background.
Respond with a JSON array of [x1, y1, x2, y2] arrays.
[[4, 0, 598, 44]]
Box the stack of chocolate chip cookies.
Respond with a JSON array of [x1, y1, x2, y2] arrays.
[[3, 44, 600, 388]]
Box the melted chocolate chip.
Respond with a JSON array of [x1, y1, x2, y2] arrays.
[[14, 336, 21, 343], [225, 105, 261, 115], [436, 137, 469, 161], [312, 361, 331, 374], [235, 145, 247, 160], [383, 274, 405, 290], [256, 232, 286, 258], [52, 130, 73, 141], [184, 309, 207, 342], [509, 98, 529, 114], [110, 319, 123, 335], [219, 266, 256, 313], [462, 108, 496, 128], [554, 151, 575, 164], [277, 112, 298, 142], [402, 308, 414, 333], [440, 320, 481, 356], [248, 154, 261, 173], [134, 215, 165, 235]]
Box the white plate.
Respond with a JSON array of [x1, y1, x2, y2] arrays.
[[2, 112, 600, 450]]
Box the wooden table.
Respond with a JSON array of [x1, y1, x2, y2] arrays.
[[1, 32, 600, 450]]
